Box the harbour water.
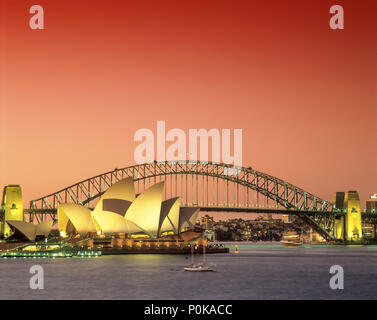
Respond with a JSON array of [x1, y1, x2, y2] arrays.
[[1, 242, 377, 300]]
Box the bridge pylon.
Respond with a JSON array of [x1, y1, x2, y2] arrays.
[[333, 191, 362, 241], [344, 191, 362, 240], [0, 185, 24, 238]]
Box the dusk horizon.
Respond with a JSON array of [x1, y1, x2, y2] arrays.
[[1, 0, 377, 306]]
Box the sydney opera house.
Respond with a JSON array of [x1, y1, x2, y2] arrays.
[[1, 178, 204, 253], [57, 178, 200, 240]]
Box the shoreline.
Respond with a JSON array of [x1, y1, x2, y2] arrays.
[[101, 247, 229, 255]]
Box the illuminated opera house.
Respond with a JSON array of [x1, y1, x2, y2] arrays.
[[57, 178, 200, 243], [1, 178, 203, 252]]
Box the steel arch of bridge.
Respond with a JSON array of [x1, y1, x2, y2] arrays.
[[29, 161, 336, 240]]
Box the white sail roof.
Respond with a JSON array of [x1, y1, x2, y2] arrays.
[[92, 210, 144, 235], [124, 182, 164, 237], [7, 220, 53, 241], [93, 178, 135, 214], [58, 203, 97, 236]]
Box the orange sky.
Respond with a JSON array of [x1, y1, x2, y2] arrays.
[[0, 0, 376, 209]]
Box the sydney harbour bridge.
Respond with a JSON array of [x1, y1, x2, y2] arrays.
[[23, 160, 375, 242]]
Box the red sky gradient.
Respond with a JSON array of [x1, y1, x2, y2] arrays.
[[0, 0, 376, 210]]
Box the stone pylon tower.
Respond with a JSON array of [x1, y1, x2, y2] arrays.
[[344, 191, 362, 240], [1, 185, 24, 238], [333, 191, 362, 241]]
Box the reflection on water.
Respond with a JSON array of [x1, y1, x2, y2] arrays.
[[1, 242, 377, 300]]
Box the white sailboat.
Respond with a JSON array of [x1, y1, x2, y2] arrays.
[[184, 244, 216, 272]]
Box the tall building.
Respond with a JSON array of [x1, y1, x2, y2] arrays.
[[200, 215, 214, 230], [366, 194, 377, 213]]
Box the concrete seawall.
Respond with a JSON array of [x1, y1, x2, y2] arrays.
[[101, 247, 229, 255]]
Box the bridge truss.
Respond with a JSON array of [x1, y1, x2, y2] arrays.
[[29, 161, 339, 240]]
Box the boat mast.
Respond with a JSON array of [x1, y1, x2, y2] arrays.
[[203, 242, 206, 264]]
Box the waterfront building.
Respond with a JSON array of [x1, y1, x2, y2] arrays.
[[366, 194, 377, 213], [204, 229, 216, 241], [283, 214, 294, 223], [262, 214, 273, 221]]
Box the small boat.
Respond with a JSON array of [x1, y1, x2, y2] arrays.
[[184, 243, 216, 272], [280, 240, 301, 247], [184, 263, 215, 272], [280, 231, 303, 247]]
